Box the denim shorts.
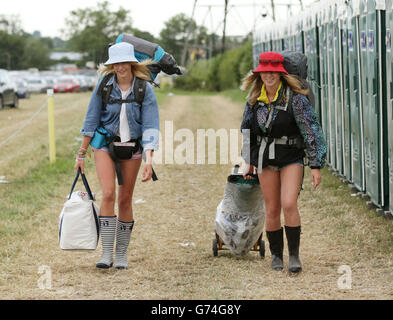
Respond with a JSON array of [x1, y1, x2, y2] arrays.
[[92, 146, 142, 160], [266, 160, 304, 172]]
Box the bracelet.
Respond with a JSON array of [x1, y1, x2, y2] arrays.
[[76, 157, 85, 161]]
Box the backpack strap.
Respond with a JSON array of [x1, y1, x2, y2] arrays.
[[283, 87, 294, 120], [251, 101, 263, 143], [133, 77, 147, 106], [97, 73, 114, 111], [98, 75, 147, 111]]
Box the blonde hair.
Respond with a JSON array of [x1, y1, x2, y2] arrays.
[[97, 59, 155, 82], [240, 71, 309, 106]]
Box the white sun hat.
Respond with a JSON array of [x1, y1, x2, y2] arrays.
[[104, 42, 138, 66]]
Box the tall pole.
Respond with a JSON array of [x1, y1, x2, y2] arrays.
[[47, 89, 56, 164], [181, 0, 198, 66], [5, 52, 11, 70], [270, 0, 276, 21], [222, 0, 229, 53]]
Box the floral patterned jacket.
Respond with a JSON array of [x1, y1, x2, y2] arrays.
[[241, 87, 327, 169]]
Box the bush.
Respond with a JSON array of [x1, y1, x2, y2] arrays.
[[206, 55, 222, 91], [217, 47, 241, 90], [238, 41, 253, 79], [174, 59, 209, 90], [174, 40, 253, 92]]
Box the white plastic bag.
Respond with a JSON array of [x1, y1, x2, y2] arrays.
[[59, 170, 100, 250], [214, 173, 265, 256]]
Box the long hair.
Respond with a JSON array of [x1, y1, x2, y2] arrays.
[[97, 59, 154, 82], [240, 71, 309, 106]]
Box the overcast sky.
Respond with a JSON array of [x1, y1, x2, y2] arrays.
[[2, 0, 315, 39]]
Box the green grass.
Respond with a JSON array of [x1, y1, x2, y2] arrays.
[[220, 88, 248, 103], [303, 167, 393, 254], [0, 157, 74, 227], [156, 86, 249, 107]]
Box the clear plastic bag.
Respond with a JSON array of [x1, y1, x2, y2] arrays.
[[214, 174, 265, 256]]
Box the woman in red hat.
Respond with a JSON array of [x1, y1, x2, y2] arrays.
[[240, 51, 327, 273]]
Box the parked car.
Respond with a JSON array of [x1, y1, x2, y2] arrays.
[[0, 69, 19, 108], [74, 75, 90, 92], [54, 76, 80, 93], [43, 77, 57, 90], [12, 78, 30, 99], [25, 77, 48, 93]]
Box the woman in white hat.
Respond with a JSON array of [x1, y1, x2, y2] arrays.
[[75, 42, 160, 270]]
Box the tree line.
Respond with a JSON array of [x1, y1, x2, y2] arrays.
[[0, 1, 249, 72], [174, 40, 253, 91]]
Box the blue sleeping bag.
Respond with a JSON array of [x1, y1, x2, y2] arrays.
[[115, 34, 182, 81]]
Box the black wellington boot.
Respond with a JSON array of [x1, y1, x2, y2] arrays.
[[266, 228, 284, 271], [285, 225, 302, 273]]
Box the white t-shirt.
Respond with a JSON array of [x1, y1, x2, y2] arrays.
[[119, 87, 132, 142]]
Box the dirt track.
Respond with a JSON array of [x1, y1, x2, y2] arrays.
[[1, 92, 393, 300]]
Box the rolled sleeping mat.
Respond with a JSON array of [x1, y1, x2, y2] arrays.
[[115, 34, 182, 80]]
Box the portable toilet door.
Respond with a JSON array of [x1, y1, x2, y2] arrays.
[[328, 3, 337, 170], [288, 19, 297, 51], [333, 1, 345, 176], [295, 15, 305, 53], [252, 30, 262, 69], [319, 2, 331, 165], [346, 0, 365, 191], [341, 1, 353, 183], [283, 24, 290, 51], [305, 6, 322, 122], [272, 24, 284, 52], [385, 0, 393, 216], [361, 0, 387, 208], [263, 25, 273, 52]]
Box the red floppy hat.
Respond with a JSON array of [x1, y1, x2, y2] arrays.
[[253, 51, 288, 74]]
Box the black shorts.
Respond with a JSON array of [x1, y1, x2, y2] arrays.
[[250, 143, 305, 170]]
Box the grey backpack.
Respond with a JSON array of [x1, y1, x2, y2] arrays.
[[280, 50, 315, 108]]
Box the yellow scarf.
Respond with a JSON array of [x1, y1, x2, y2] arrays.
[[257, 81, 282, 104]]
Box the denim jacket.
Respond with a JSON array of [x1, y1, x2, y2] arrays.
[[80, 74, 160, 151]]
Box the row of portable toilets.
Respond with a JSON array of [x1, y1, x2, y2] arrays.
[[253, 0, 393, 219]]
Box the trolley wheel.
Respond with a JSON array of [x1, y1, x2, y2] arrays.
[[212, 238, 218, 257], [258, 236, 265, 258]]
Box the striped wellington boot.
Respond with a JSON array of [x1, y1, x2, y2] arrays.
[[96, 216, 117, 269], [114, 219, 134, 270]]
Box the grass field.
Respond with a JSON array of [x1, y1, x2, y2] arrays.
[[0, 89, 392, 300]]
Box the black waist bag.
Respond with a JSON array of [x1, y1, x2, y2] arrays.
[[106, 136, 141, 185], [106, 136, 158, 185], [108, 136, 141, 160]]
